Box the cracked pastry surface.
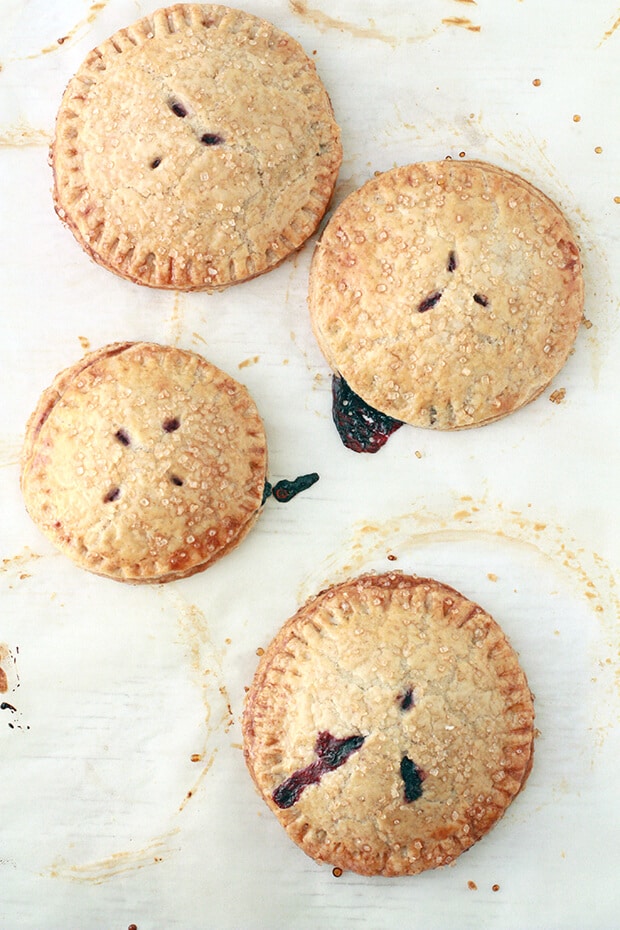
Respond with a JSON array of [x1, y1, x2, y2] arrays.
[[308, 160, 584, 429], [51, 3, 342, 290], [243, 572, 535, 877], [20, 342, 267, 583]]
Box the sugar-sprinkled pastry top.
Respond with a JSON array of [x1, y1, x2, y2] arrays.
[[309, 160, 584, 429], [243, 571, 535, 876], [52, 4, 342, 290]]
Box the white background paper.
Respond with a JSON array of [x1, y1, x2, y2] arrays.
[[1, 1, 619, 927]]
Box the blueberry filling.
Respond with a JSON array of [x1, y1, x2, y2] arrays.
[[400, 755, 425, 803], [272, 731, 365, 809], [262, 474, 320, 504], [473, 293, 489, 306], [201, 133, 224, 146], [332, 374, 403, 454], [417, 290, 443, 313], [163, 417, 180, 433], [150, 157, 162, 169], [170, 474, 184, 487], [271, 473, 319, 503], [104, 487, 121, 503], [447, 250, 458, 272], [399, 688, 415, 711], [169, 101, 187, 118], [115, 429, 130, 446]]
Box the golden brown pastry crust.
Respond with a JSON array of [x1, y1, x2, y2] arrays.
[[51, 4, 342, 291], [21, 342, 267, 583], [243, 572, 535, 876], [308, 160, 584, 429]]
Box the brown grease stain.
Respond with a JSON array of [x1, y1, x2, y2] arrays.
[[48, 591, 233, 883], [442, 17, 481, 32], [47, 832, 179, 884], [22, 1, 109, 60], [0, 127, 51, 148], [78, 335, 91, 353], [239, 356, 260, 369], [289, 1, 437, 45], [599, 14, 620, 45], [170, 593, 234, 796]]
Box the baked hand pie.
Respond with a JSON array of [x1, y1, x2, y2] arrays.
[[21, 342, 268, 583], [243, 572, 535, 876], [308, 160, 584, 433], [51, 4, 342, 290]]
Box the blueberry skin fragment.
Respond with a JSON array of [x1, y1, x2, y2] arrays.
[[401, 755, 425, 803], [332, 374, 403, 454]]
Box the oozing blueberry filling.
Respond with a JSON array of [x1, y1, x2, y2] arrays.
[[473, 293, 489, 306], [169, 101, 187, 118], [262, 474, 320, 504], [169, 474, 184, 487], [418, 290, 443, 313], [332, 374, 403, 454], [401, 755, 425, 803], [399, 688, 415, 711], [163, 417, 180, 433], [115, 429, 130, 446], [201, 133, 224, 146], [271, 473, 319, 502], [272, 731, 365, 809]]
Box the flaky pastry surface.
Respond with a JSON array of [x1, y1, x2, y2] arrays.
[[52, 4, 342, 290], [308, 160, 584, 429], [21, 342, 267, 582], [243, 572, 535, 876]]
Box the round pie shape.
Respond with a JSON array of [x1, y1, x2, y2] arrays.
[[308, 160, 584, 429], [243, 572, 535, 876], [21, 342, 268, 583], [51, 4, 342, 291]]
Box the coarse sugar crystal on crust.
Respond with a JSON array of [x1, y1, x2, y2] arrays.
[[51, 4, 342, 291], [308, 160, 584, 429], [20, 342, 268, 583], [242, 572, 535, 877]]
